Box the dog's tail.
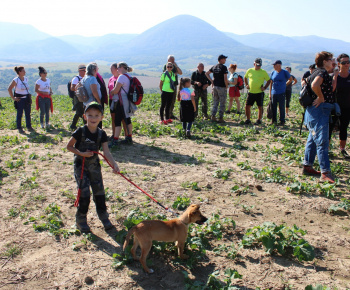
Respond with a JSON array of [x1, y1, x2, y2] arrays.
[[123, 227, 136, 251]]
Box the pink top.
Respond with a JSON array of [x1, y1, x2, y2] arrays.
[[108, 76, 118, 99]]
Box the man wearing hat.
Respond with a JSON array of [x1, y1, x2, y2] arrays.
[[206, 54, 229, 123], [70, 64, 86, 130], [244, 58, 272, 125], [269, 60, 293, 125]]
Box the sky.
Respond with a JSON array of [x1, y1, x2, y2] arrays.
[[1, 0, 349, 42]]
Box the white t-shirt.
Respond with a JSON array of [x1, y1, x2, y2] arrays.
[[14, 77, 29, 95], [36, 78, 51, 93], [71, 75, 82, 86], [117, 74, 131, 98]]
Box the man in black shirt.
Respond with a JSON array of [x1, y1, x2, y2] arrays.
[[191, 63, 211, 119], [206, 55, 228, 123], [301, 64, 316, 85]]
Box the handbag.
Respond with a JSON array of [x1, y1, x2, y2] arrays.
[[266, 100, 273, 119]]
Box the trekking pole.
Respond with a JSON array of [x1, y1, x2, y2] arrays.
[[91, 151, 178, 217]]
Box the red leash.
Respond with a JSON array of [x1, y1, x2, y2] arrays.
[[74, 151, 178, 216]]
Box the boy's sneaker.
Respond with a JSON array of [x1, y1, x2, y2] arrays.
[[341, 149, 350, 159], [225, 110, 230, 114], [27, 127, 35, 132], [244, 120, 251, 125], [186, 131, 191, 138], [77, 221, 91, 233], [218, 118, 225, 123], [320, 172, 335, 184], [120, 136, 133, 145], [160, 120, 168, 125], [236, 111, 242, 115], [302, 165, 321, 176], [46, 123, 50, 129], [40, 123, 44, 129], [211, 115, 217, 122], [166, 119, 173, 124], [108, 139, 119, 148], [18, 128, 25, 134], [101, 218, 113, 230], [254, 119, 262, 125]]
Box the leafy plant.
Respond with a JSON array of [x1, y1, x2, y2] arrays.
[[172, 195, 191, 210], [328, 198, 350, 216], [213, 169, 232, 180], [242, 222, 315, 262]]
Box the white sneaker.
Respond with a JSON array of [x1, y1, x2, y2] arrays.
[[46, 123, 50, 128], [40, 123, 44, 129]]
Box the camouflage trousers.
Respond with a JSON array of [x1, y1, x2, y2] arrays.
[[194, 89, 208, 117], [211, 86, 227, 119]]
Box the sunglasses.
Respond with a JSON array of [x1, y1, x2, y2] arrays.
[[340, 61, 350, 65], [167, 66, 173, 68], [326, 58, 333, 62]]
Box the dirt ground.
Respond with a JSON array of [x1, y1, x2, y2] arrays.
[[0, 98, 350, 290]]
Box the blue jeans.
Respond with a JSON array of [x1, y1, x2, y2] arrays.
[[16, 97, 32, 129], [38, 96, 51, 124], [303, 103, 334, 173], [271, 93, 285, 123]]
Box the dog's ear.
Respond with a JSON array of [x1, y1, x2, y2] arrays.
[[189, 204, 200, 216]]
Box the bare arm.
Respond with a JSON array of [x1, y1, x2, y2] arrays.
[[205, 71, 213, 86], [244, 77, 249, 89], [8, 80, 17, 100], [269, 81, 272, 99], [332, 70, 339, 92], [35, 84, 50, 95], [111, 82, 123, 96], [224, 74, 228, 88], [191, 95, 196, 112], [311, 76, 324, 107], [159, 80, 164, 92], [292, 77, 298, 86], [264, 79, 272, 90], [174, 62, 182, 75], [286, 76, 293, 87], [90, 84, 101, 104], [101, 142, 119, 173], [67, 137, 94, 158]]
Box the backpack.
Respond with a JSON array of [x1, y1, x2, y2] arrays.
[[67, 76, 82, 99], [121, 74, 144, 105], [75, 79, 89, 103], [236, 75, 244, 90]]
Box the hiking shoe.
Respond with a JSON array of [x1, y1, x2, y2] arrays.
[[27, 127, 35, 132], [101, 218, 113, 230], [341, 149, 350, 159], [166, 119, 173, 124], [254, 119, 262, 125], [218, 118, 225, 123], [120, 136, 133, 145], [211, 115, 217, 122], [186, 131, 191, 138], [108, 139, 120, 148], [18, 128, 25, 134], [320, 172, 335, 184], [236, 111, 242, 115], [170, 115, 178, 120], [46, 123, 50, 129], [77, 221, 91, 233], [244, 120, 251, 125], [302, 166, 321, 176], [160, 120, 168, 125], [40, 123, 44, 129], [278, 122, 286, 126], [203, 114, 210, 120], [225, 110, 231, 114]]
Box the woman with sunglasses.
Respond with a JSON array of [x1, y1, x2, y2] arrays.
[[35, 66, 53, 129], [302, 51, 337, 183], [334, 53, 350, 158], [159, 62, 176, 124], [8, 66, 34, 133]]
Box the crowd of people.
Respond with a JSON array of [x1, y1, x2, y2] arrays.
[[6, 51, 350, 230]]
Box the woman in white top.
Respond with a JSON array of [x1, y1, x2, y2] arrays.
[[226, 64, 241, 114], [35, 66, 53, 129], [8, 66, 33, 133], [109, 62, 137, 147]]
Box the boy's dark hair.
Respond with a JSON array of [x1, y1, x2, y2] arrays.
[[309, 64, 316, 70], [285, 66, 291, 71], [84, 101, 104, 114], [315, 51, 333, 68], [337, 53, 349, 63]]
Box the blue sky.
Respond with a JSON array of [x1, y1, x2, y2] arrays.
[[1, 0, 349, 42]]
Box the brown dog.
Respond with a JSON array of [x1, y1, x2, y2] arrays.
[[123, 204, 207, 273]]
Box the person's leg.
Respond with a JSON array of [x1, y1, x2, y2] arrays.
[[160, 92, 167, 121], [314, 119, 331, 174], [201, 90, 208, 117], [285, 90, 291, 115], [169, 88, 177, 118], [227, 97, 233, 112], [271, 94, 278, 123], [16, 98, 25, 130], [38, 97, 45, 125], [339, 110, 350, 155], [182, 122, 186, 130], [218, 87, 227, 120], [194, 90, 200, 118], [303, 131, 317, 167], [211, 87, 219, 118], [24, 97, 32, 129], [45, 98, 50, 125], [234, 97, 241, 113], [165, 92, 173, 120], [187, 122, 193, 131], [245, 105, 251, 121], [278, 93, 286, 124]]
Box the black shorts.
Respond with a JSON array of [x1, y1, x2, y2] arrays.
[[246, 92, 264, 107], [109, 99, 116, 113]]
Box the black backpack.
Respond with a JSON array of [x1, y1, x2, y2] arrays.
[[67, 76, 82, 99]]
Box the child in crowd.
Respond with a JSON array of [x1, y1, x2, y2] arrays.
[[177, 78, 196, 138], [35, 66, 53, 129], [67, 102, 120, 233]]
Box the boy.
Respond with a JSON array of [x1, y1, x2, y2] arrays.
[[67, 102, 119, 233]]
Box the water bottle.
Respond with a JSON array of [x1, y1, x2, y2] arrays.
[[132, 89, 138, 102]]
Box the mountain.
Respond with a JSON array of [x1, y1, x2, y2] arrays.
[[0, 22, 51, 49], [225, 32, 350, 55]]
